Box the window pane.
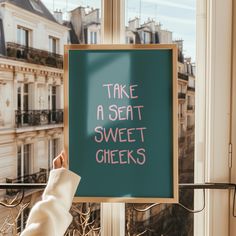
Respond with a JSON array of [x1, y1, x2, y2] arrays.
[[41, 1, 102, 235], [125, 0, 196, 235], [17, 145, 22, 178], [24, 144, 31, 176], [17, 27, 30, 46]]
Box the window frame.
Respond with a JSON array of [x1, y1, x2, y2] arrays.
[[17, 143, 33, 181], [49, 35, 59, 54], [17, 25, 32, 47]]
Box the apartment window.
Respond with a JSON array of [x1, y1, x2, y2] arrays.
[[17, 83, 31, 126], [17, 83, 29, 111], [17, 26, 31, 47], [123, 0, 196, 235], [48, 139, 59, 170], [142, 31, 150, 44], [48, 85, 57, 109], [29, 0, 43, 13], [49, 36, 59, 54], [48, 85, 57, 122], [90, 31, 97, 44], [126, 36, 134, 44], [17, 144, 32, 180]]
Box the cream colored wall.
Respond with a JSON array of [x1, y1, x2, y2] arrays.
[[0, 133, 16, 198], [0, 2, 68, 55]]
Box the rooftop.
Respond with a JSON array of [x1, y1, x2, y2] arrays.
[[0, 0, 58, 24]]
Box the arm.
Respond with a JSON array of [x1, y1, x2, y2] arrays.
[[21, 152, 80, 236]]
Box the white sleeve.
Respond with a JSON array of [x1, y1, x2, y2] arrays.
[[20, 168, 81, 236]]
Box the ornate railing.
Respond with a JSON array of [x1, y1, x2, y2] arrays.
[[187, 86, 195, 92], [5, 169, 47, 196], [178, 72, 188, 81], [178, 137, 185, 143], [6, 42, 63, 69], [0, 183, 235, 235], [187, 125, 195, 132], [15, 109, 63, 128], [187, 105, 194, 111], [178, 92, 186, 99]]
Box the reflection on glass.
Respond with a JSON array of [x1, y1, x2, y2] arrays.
[[52, 1, 102, 235], [87, 53, 131, 135], [125, 0, 196, 235]]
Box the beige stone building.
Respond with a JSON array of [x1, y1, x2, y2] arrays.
[[0, 0, 68, 233]]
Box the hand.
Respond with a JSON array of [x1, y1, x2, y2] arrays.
[[53, 150, 68, 169]]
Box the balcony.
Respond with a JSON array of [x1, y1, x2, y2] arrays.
[[178, 92, 186, 99], [178, 136, 185, 143], [6, 168, 47, 196], [187, 125, 195, 132], [187, 105, 194, 111], [6, 42, 63, 69], [15, 109, 63, 128], [178, 72, 188, 81], [187, 86, 195, 92]]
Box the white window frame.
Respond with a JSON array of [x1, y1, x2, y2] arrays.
[[48, 138, 59, 171], [17, 143, 33, 180], [17, 26, 32, 47], [90, 31, 98, 44], [99, 0, 234, 235], [49, 35, 59, 54], [195, 0, 233, 236]]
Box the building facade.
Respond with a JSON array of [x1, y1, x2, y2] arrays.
[[0, 0, 68, 233]]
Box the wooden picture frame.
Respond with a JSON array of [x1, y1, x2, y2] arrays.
[[64, 44, 178, 203]]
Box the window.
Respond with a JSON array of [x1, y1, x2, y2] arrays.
[[48, 139, 59, 171], [48, 85, 57, 110], [17, 26, 31, 47], [124, 0, 196, 235], [49, 36, 59, 54], [17, 144, 32, 181], [17, 83, 30, 125], [17, 83, 29, 112], [48, 85, 57, 122], [90, 31, 97, 44], [29, 0, 43, 13]]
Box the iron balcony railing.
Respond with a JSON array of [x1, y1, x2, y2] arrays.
[[187, 86, 195, 92], [6, 42, 63, 69], [187, 125, 195, 132], [187, 105, 194, 111], [5, 169, 47, 196], [178, 136, 185, 143], [178, 92, 186, 99], [15, 109, 63, 128], [178, 72, 188, 81]]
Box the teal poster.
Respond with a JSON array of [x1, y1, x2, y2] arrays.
[[66, 45, 178, 203]]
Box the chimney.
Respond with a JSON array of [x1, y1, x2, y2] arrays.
[[54, 9, 63, 24]]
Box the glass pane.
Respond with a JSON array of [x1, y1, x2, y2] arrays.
[[24, 144, 31, 176], [41, 1, 102, 235], [125, 0, 196, 235], [17, 145, 22, 178]]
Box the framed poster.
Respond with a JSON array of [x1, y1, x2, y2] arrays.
[[64, 44, 178, 203]]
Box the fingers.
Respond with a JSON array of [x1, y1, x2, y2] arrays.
[[53, 150, 68, 169], [60, 151, 68, 169]]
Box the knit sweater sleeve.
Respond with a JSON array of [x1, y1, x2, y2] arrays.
[[20, 168, 81, 236]]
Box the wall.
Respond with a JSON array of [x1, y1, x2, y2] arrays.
[[0, 2, 68, 55]]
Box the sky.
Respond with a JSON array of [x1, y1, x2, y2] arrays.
[[42, 0, 196, 60]]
